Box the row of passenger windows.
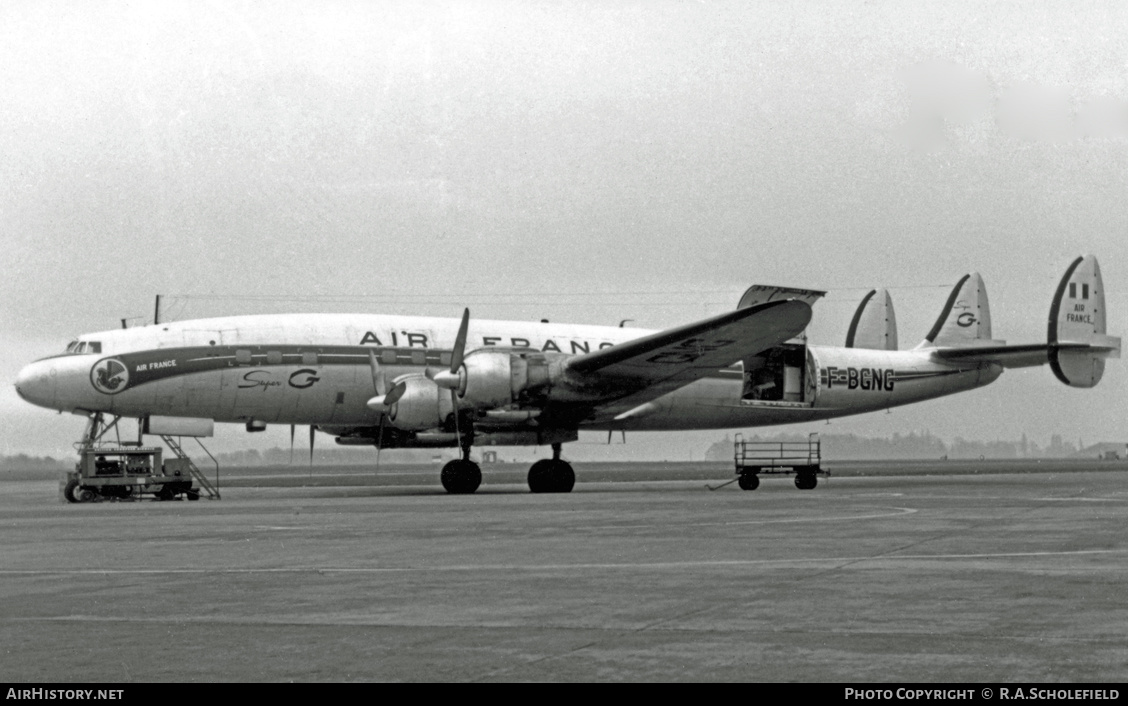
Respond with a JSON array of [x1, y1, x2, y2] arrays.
[[233, 350, 319, 365], [230, 349, 450, 366], [65, 341, 102, 354]]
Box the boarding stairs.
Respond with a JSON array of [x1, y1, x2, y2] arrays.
[[160, 434, 221, 499]]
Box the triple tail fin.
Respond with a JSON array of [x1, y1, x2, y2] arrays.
[[845, 288, 898, 350], [915, 272, 1003, 349], [929, 255, 1120, 388]]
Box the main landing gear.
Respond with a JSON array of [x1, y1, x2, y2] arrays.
[[439, 442, 575, 495], [527, 443, 575, 494]]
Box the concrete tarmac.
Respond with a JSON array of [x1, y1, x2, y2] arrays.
[[1, 468, 1126, 682]]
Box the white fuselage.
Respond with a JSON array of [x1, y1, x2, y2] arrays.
[[15, 313, 1003, 436]]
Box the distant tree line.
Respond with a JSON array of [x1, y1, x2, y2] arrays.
[[705, 431, 1100, 462], [0, 454, 70, 471]]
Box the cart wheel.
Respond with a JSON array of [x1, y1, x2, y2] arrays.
[[737, 473, 760, 491]]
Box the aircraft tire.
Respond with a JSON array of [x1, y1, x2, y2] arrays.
[[441, 460, 481, 495], [528, 459, 574, 493], [737, 473, 760, 491], [63, 479, 80, 503], [552, 460, 575, 493], [527, 459, 553, 493]]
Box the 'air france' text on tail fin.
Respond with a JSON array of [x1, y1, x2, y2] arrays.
[[1049, 255, 1120, 387]]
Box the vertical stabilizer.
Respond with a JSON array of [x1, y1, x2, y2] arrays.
[[1049, 255, 1119, 387], [845, 288, 898, 350], [917, 273, 997, 348]]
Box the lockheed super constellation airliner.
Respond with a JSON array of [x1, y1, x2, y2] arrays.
[[15, 255, 1118, 495]]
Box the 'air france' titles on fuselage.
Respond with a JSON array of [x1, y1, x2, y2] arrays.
[[359, 330, 616, 354]]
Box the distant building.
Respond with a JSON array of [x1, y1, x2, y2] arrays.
[[1073, 442, 1128, 460]]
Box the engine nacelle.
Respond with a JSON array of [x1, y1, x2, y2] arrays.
[[388, 376, 453, 431], [458, 350, 552, 410]]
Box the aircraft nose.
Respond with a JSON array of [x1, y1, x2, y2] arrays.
[[14, 359, 58, 410]]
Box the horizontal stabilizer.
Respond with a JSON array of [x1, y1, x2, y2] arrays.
[[845, 288, 898, 350], [933, 341, 1114, 369]]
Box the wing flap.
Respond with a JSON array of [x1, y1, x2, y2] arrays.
[[737, 285, 826, 310]]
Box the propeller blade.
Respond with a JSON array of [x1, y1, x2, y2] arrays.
[[443, 309, 470, 454], [384, 381, 407, 406], [290, 424, 295, 464], [434, 309, 471, 391], [451, 389, 461, 450], [365, 380, 407, 411], [368, 350, 386, 396], [450, 308, 469, 373]]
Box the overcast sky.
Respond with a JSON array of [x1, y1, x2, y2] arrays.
[[2, 1, 1126, 460]]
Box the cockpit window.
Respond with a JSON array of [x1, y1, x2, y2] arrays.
[[64, 341, 102, 355]]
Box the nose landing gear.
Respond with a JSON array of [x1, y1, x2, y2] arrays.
[[440, 459, 482, 494], [440, 436, 481, 494]]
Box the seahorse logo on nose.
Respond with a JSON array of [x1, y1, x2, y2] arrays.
[[91, 358, 130, 394]]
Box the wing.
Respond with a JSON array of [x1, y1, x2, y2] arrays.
[[562, 299, 812, 419]]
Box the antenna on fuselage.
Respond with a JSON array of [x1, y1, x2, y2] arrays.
[[154, 295, 162, 326]]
